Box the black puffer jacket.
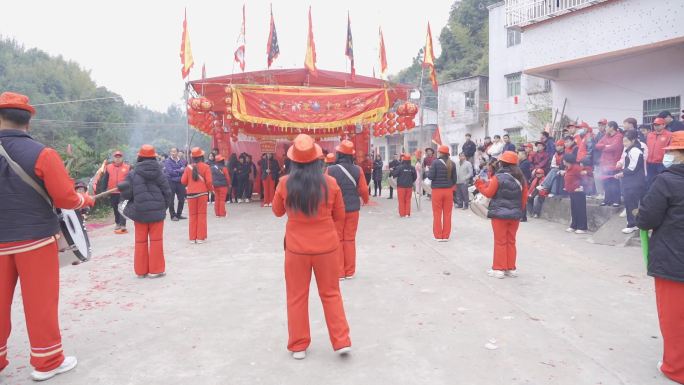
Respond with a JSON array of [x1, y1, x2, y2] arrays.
[[487, 170, 523, 220], [426, 156, 457, 188], [391, 160, 417, 188], [636, 164, 684, 283], [121, 159, 173, 223], [372, 159, 383, 181]]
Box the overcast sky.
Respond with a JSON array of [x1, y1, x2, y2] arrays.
[[0, 0, 454, 112]]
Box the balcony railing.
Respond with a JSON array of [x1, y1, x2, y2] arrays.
[[505, 0, 610, 28]]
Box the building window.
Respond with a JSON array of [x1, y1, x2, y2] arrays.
[[543, 79, 551, 92], [378, 146, 386, 159], [408, 141, 418, 154], [389, 144, 398, 157], [506, 29, 521, 47], [506, 73, 521, 97], [464, 90, 475, 108], [643, 96, 681, 124], [451, 143, 459, 156]]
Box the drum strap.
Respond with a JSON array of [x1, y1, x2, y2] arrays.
[[0, 141, 54, 208]]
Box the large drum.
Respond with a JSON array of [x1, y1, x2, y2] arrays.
[[57, 209, 91, 267]]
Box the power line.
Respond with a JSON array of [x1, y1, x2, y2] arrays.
[[32, 96, 123, 106]]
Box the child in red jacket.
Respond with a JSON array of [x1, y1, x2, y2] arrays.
[[560, 153, 588, 234]]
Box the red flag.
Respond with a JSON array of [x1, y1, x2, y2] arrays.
[[266, 5, 280, 68], [423, 23, 438, 91], [431, 126, 443, 146], [345, 12, 355, 79], [179, 9, 194, 79], [304, 6, 317, 75], [379, 27, 388, 78], [234, 4, 246, 71]]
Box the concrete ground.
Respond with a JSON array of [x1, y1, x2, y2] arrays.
[[4, 192, 673, 385]]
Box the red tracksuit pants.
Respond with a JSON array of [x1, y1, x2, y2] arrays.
[[214, 187, 228, 217], [398, 187, 412, 217], [655, 277, 684, 384], [336, 211, 359, 278], [0, 242, 65, 372], [263, 178, 275, 206], [431, 187, 454, 239], [285, 248, 351, 352], [134, 221, 165, 276], [491, 218, 520, 271], [188, 195, 208, 241]]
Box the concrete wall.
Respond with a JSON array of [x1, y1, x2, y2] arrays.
[[522, 0, 684, 71], [438, 76, 488, 145], [489, 2, 551, 140], [550, 44, 684, 125]]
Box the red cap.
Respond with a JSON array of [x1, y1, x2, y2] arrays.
[[215, 155, 225, 162], [191, 147, 205, 158], [137, 145, 157, 158], [0, 92, 36, 115], [524, 143, 534, 148], [437, 145, 450, 155], [335, 140, 355, 155], [113, 150, 123, 157], [653, 117, 667, 126], [499, 151, 519, 165], [324, 153, 336, 164], [288, 134, 323, 163], [401, 153, 412, 161], [555, 139, 565, 146], [598, 118, 608, 125], [578, 122, 591, 129]]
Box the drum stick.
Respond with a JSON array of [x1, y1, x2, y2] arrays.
[[92, 188, 119, 199]]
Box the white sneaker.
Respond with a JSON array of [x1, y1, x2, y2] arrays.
[[657, 360, 663, 373], [547, 193, 555, 197], [566, 227, 575, 233], [504, 270, 518, 278], [336, 346, 351, 356], [438, 239, 449, 242], [621, 226, 638, 234], [148, 272, 166, 279], [487, 269, 505, 279], [344, 275, 354, 280], [292, 351, 306, 360], [246, 199, 251, 203], [196, 239, 205, 244], [31, 356, 77, 381], [189, 240, 197, 244], [433, 237, 441, 241], [575, 229, 587, 234]]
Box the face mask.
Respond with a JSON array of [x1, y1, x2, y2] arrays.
[[663, 153, 675, 168], [577, 129, 585, 136]]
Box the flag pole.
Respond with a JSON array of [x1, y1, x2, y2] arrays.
[[418, 61, 426, 151], [184, 82, 191, 158]]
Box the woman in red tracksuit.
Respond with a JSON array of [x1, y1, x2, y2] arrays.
[[390, 154, 417, 217], [181, 147, 213, 243], [474, 151, 528, 279], [272, 134, 351, 360], [211, 155, 230, 217]]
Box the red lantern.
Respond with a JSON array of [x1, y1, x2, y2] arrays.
[[387, 112, 396, 120], [398, 123, 407, 132], [387, 119, 396, 128], [405, 102, 418, 115], [200, 98, 213, 111], [189, 98, 202, 110], [406, 120, 416, 129], [396, 103, 407, 116]]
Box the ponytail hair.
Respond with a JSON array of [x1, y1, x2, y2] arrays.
[[192, 156, 204, 181]]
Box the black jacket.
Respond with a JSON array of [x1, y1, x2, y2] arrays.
[[236, 162, 251, 180], [636, 164, 684, 282], [372, 159, 383, 181], [391, 160, 417, 188], [487, 170, 524, 220], [462, 140, 476, 158], [328, 159, 362, 212], [519, 159, 532, 183], [211, 164, 229, 187], [427, 156, 457, 188], [259, 158, 280, 181], [121, 159, 172, 223]]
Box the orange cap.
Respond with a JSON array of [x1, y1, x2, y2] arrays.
[[215, 155, 225, 162], [499, 151, 519, 165], [0, 92, 36, 115], [438, 145, 450, 155], [578, 121, 591, 129], [325, 153, 336, 164], [664, 131, 684, 150], [598, 118, 608, 125], [401, 153, 412, 161], [287, 134, 323, 163], [113, 150, 123, 157], [137, 144, 157, 158], [653, 117, 667, 126], [191, 147, 205, 158], [335, 140, 355, 155]]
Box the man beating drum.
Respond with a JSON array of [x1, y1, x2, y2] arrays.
[[0, 92, 95, 381]]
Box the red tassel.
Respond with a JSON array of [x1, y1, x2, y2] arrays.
[[514, 96, 519, 104]]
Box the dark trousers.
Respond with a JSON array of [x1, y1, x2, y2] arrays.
[[624, 186, 645, 228], [110, 194, 127, 227], [237, 178, 249, 200], [569, 191, 588, 231], [389, 186, 394, 199], [168, 181, 186, 218], [373, 179, 382, 196], [529, 195, 545, 216], [647, 163, 665, 189], [455, 183, 469, 208], [602, 176, 621, 205], [247, 179, 254, 198], [365, 173, 372, 195]]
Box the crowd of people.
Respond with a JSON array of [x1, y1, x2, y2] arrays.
[[1, 90, 683, 383]]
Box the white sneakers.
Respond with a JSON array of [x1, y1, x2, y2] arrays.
[[31, 356, 77, 381], [566, 227, 575, 233], [336, 346, 352, 356], [566, 228, 587, 234], [292, 351, 306, 360], [575, 230, 587, 234], [504, 270, 518, 278], [487, 269, 505, 279], [196, 239, 205, 244], [148, 272, 166, 279], [622, 226, 638, 234]]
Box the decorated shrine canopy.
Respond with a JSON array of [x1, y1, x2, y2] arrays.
[[188, 68, 412, 140]]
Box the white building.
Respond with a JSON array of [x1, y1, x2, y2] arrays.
[[437, 76, 489, 153], [505, 0, 684, 126], [488, 2, 553, 142]]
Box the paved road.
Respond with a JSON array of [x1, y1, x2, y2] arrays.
[[5, 194, 670, 385]]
